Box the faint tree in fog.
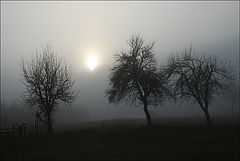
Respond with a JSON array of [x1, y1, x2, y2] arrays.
[[165, 47, 234, 125], [20, 46, 78, 133], [106, 35, 171, 126]]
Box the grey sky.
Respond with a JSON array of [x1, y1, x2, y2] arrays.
[[1, 1, 239, 121]]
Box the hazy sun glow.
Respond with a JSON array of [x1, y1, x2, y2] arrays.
[[87, 55, 98, 71]]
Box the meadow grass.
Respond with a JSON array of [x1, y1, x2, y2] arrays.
[[1, 118, 239, 161]]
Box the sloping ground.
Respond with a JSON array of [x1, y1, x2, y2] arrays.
[[53, 116, 238, 132], [1, 118, 239, 161]]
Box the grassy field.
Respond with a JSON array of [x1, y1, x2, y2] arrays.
[[1, 118, 239, 161]]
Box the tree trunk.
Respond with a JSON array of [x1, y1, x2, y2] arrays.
[[46, 112, 53, 133], [203, 109, 212, 126], [143, 102, 152, 127], [34, 120, 38, 133]]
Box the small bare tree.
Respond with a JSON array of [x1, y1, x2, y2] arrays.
[[106, 35, 170, 126], [20, 46, 78, 133], [166, 47, 234, 125]]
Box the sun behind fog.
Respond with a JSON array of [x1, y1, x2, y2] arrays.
[[87, 55, 98, 71]]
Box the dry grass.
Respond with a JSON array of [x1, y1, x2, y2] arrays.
[[1, 118, 239, 161]]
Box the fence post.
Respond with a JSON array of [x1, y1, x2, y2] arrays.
[[18, 126, 23, 136]]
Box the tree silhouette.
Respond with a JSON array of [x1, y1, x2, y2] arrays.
[[106, 35, 170, 126], [166, 47, 234, 125], [20, 46, 78, 133]]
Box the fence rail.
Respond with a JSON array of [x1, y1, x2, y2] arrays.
[[1, 121, 48, 136], [0, 128, 19, 135]]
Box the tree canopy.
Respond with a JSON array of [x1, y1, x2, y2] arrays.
[[106, 35, 171, 126]]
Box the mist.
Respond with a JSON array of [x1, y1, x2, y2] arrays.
[[1, 2, 239, 161], [1, 1, 239, 126]]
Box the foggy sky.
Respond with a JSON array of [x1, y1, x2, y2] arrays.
[[1, 2, 239, 122]]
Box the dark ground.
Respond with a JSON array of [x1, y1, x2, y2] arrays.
[[1, 118, 239, 161]]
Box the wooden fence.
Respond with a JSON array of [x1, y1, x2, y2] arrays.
[[1, 121, 49, 136], [1, 123, 28, 136], [0, 128, 21, 136]]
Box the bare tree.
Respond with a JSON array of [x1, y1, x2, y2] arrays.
[[20, 46, 78, 133], [106, 35, 171, 126], [165, 47, 234, 125]]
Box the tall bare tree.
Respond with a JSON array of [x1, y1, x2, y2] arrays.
[[20, 46, 78, 133], [165, 48, 234, 125], [106, 35, 171, 126]]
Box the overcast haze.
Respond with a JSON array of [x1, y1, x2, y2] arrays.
[[1, 2, 239, 124]]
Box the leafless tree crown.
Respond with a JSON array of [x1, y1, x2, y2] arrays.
[[106, 35, 170, 106], [166, 47, 234, 107], [20, 46, 78, 113]]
